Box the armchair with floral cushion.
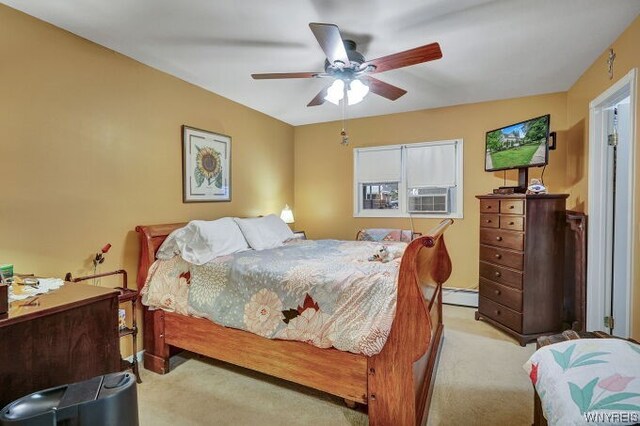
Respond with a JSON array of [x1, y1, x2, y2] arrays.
[[525, 330, 640, 425], [355, 228, 421, 243]]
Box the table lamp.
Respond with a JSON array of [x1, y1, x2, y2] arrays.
[[280, 204, 294, 224]]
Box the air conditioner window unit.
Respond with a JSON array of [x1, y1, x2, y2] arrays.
[[408, 187, 450, 213]]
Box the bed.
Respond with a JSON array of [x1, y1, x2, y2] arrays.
[[136, 219, 453, 426]]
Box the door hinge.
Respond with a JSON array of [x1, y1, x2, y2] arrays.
[[608, 133, 619, 146], [604, 316, 615, 329]]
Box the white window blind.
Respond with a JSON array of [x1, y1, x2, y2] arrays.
[[356, 147, 402, 183], [406, 142, 457, 187]]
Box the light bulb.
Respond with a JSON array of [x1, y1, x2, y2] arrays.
[[324, 79, 345, 105], [347, 79, 370, 105]]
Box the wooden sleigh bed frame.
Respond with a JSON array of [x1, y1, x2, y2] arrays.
[[136, 219, 453, 426]]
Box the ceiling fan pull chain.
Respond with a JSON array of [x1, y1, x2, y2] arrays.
[[341, 85, 349, 146]]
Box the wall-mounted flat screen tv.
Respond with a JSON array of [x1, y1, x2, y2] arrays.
[[485, 114, 550, 172]]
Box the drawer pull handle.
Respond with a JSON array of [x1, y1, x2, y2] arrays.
[[494, 254, 502, 259], [495, 310, 501, 316], [495, 272, 501, 277], [509, 221, 515, 225], [487, 206, 492, 209], [494, 290, 501, 295], [486, 219, 492, 223], [496, 236, 503, 241], [509, 205, 515, 209]]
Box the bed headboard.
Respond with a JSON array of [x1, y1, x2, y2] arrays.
[[135, 223, 186, 288]]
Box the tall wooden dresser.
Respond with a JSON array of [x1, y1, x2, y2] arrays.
[[474, 193, 568, 346]]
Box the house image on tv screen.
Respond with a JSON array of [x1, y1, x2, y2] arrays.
[[485, 115, 549, 171]]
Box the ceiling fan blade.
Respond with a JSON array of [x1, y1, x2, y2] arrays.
[[252, 72, 321, 80], [365, 42, 442, 74], [307, 85, 331, 107], [360, 76, 407, 101], [309, 23, 350, 66], [307, 86, 329, 106]]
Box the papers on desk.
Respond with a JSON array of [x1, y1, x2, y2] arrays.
[[9, 278, 64, 302]]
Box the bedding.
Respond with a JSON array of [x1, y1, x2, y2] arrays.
[[524, 339, 640, 425], [156, 217, 249, 265], [234, 214, 294, 250], [142, 239, 407, 356]]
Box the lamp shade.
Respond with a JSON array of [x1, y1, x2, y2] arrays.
[[324, 79, 370, 106], [280, 204, 295, 224], [347, 79, 369, 105], [324, 79, 345, 105]]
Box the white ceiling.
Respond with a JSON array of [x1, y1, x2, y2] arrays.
[[4, 0, 640, 125]]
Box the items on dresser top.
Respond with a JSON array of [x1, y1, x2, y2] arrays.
[[475, 193, 568, 346], [0, 264, 13, 283], [8, 278, 64, 302]]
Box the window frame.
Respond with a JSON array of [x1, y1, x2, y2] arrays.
[[353, 139, 464, 219]]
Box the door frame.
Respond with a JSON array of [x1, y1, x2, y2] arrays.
[[586, 68, 636, 336]]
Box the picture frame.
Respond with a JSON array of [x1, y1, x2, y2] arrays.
[[182, 125, 231, 203]]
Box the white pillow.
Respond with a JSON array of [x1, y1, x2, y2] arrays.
[[234, 214, 294, 250], [156, 217, 249, 265]]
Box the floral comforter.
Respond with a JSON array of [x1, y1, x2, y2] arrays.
[[141, 239, 406, 356], [524, 339, 640, 425]]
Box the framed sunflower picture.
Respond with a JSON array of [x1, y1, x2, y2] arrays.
[[182, 125, 231, 202]]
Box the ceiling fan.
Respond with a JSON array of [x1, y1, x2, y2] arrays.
[[251, 23, 443, 107]]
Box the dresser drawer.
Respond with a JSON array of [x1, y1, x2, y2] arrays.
[[480, 199, 499, 213], [479, 261, 523, 289], [500, 216, 524, 231], [479, 228, 524, 251], [479, 278, 522, 311], [500, 199, 524, 215], [480, 214, 499, 228], [479, 245, 524, 270], [479, 296, 522, 332]]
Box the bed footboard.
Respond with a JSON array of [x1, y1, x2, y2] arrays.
[[368, 219, 452, 426]]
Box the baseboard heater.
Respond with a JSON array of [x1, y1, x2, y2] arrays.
[[441, 287, 478, 308]]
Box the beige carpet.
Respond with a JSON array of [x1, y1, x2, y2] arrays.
[[137, 305, 536, 425]]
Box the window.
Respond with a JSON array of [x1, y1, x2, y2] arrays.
[[353, 139, 463, 218]]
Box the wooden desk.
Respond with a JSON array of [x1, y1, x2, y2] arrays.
[[0, 283, 120, 407]]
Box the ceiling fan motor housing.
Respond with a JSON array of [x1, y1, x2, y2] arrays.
[[324, 40, 366, 78]]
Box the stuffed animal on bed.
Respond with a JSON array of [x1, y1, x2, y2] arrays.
[[368, 245, 396, 263]]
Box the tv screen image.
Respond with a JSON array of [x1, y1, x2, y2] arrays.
[[485, 114, 550, 172]]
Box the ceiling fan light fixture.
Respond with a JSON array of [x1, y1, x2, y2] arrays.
[[324, 79, 345, 105], [347, 79, 369, 105]]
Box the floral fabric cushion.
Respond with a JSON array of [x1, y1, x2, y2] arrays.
[[524, 339, 640, 425], [356, 228, 415, 243]]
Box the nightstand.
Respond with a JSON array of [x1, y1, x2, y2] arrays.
[[292, 231, 307, 240], [67, 269, 141, 383]]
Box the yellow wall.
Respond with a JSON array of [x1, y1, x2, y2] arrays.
[[0, 5, 294, 281], [294, 93, 568, 289], [565, 15, 640, 340]]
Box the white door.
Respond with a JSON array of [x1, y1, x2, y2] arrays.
[[587, 69, 636, 338], [603, 99, 632, 337]]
